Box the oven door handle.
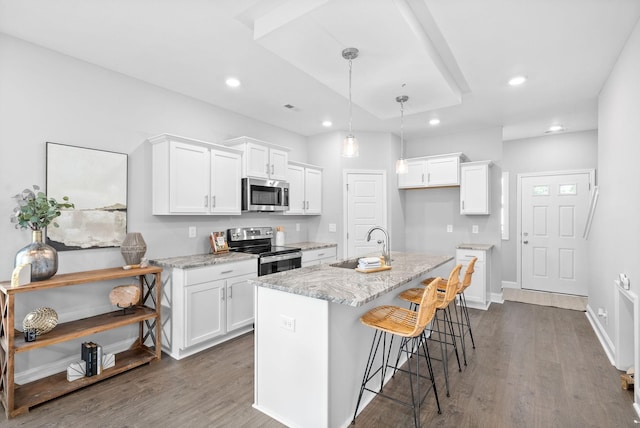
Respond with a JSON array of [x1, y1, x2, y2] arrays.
[[260, 252, 302, 264]]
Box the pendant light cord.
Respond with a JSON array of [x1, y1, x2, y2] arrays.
[[400, 97, 405, 158], [348, 58, 353, 135]]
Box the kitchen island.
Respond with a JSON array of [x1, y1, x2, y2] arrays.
[[251, 252, 453, 428]]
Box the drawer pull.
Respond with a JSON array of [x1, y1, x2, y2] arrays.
[[221, 270, 233, 275]]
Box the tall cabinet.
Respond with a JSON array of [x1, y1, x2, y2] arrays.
[[149, 134, 242, 215]]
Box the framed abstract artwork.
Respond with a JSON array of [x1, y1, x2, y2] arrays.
[[46, 142, 128, 250]]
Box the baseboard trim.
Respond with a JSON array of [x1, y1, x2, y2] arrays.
[[502, 280, 518, 289], [585, 304, 615, 366], [491, 292, 504, 304]]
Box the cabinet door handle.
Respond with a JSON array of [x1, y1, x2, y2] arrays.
[[266, 163, 270, 174], [221, 270, 233, 274], [302, 201, 306, 209], [318, 253, 325, 257], [523, 241, 529, 244], [204, 196, 208, 207], [228, 286, 233, 299], [306, 201, 309, 209], [421, 173, 425, 183], [212, 195, 216, 208], [462, 201, 465, 210], [271, 164, 274, 175]]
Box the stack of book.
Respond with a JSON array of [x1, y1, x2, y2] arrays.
[[81, 341, 103, 376]]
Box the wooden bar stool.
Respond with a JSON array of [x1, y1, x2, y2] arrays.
[[398, 264, 463, 397], [352, 282, 441, 428]]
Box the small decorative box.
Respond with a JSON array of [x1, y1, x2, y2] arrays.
[[102, 353, 115, 370], [67, 360, 86, 382]]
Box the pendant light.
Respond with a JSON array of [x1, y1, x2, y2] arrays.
[[395, 95, 409, 174], [342, 47, 359, 157]]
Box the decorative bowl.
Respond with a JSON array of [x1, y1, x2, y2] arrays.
[[23, 307, 58, 336]]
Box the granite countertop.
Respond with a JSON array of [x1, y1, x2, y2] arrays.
[[250, 252, 453, 307], [456, 243, 494, 251], [292, 242, 337, 251], [150, 251, 256, 269]]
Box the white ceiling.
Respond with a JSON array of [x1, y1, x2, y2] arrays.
[[1, 0, 639, 141]]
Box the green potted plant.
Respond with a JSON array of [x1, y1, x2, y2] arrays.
[[11, 185, 74, 281]]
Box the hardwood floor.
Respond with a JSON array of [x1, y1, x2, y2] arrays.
[[3, 301, 637, 427]]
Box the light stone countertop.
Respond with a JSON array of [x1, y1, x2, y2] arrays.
[[292, 242, 338, 251], [456, 243, 494, 251], [250, 252, 453, 307], [150, 251, 257, 269]]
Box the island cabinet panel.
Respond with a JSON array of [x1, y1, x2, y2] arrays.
[[0, 266, 162, 419], [149, 133, 242, 215], [160, 259, 257, 360], [252, 252, 454, 428]]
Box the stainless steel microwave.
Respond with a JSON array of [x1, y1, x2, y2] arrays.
[[242, 178, 289, 212]]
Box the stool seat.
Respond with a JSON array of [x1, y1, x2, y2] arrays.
[[361, 305, 422, 337]]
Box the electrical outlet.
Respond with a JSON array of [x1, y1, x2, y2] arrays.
[[280, 315, 295, 332], [329, 223, 337, 232], [188, 226, 197, 238], [472, 225, 479, 234], [446, 225, 453, 233]]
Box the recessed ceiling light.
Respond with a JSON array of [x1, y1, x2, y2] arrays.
[[225, 77, 241, 88], [546, 124, 565, 133], [508, 75, 527, 86], [429, 118, 440, 126], [322, 120, 333, 127]]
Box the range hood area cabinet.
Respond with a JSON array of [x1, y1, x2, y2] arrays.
[[460, 160, 493, 215], [150, 134, 242, 215], [397, 153, 467, 189], [284, 161, 323, 215], [223, 136, 289, 181]]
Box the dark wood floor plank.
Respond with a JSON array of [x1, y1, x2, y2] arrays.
[[2, 301, 637, 427]]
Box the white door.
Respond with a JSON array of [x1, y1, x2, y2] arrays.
[[520, 171, 593, 296], [345, 171, 386, 258]]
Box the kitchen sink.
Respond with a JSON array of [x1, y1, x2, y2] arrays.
[[330, 259, 359, 269]]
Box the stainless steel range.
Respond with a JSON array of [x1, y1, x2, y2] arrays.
[[227, 227, 302, 276]]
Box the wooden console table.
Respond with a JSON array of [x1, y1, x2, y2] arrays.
[[0, 266, 162, 418]]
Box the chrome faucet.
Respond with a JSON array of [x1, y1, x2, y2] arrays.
[[365, 226, 391, 266]]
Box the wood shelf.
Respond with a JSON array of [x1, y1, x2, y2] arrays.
[[9, 346, 157, 418], [0, 267, 162, 419], [13, 306, 157, 353]]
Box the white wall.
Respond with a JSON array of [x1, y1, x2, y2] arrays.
[[402, 127, 503, 295], [0, 34, 313, 377], [502, 130, 598, 282], [590, 19, 640, 344], [306, 130, 405, 259]]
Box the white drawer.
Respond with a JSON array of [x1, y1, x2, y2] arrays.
[[456, 248, 486, 263], [302, 247, 337, 262], [184, 260, 256, 285]]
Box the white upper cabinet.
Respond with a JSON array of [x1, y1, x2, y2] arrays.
[[149, 134, 242, 215], [460, 160, 492, 215], [224, 136, 289, 181], [285, 161, 322, 215], [398, 153, 466, 189]]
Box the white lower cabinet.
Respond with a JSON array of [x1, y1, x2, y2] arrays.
[[456, 247, 491, 310], [302, 246, 337, 267], [161, 258, 257, 359]]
